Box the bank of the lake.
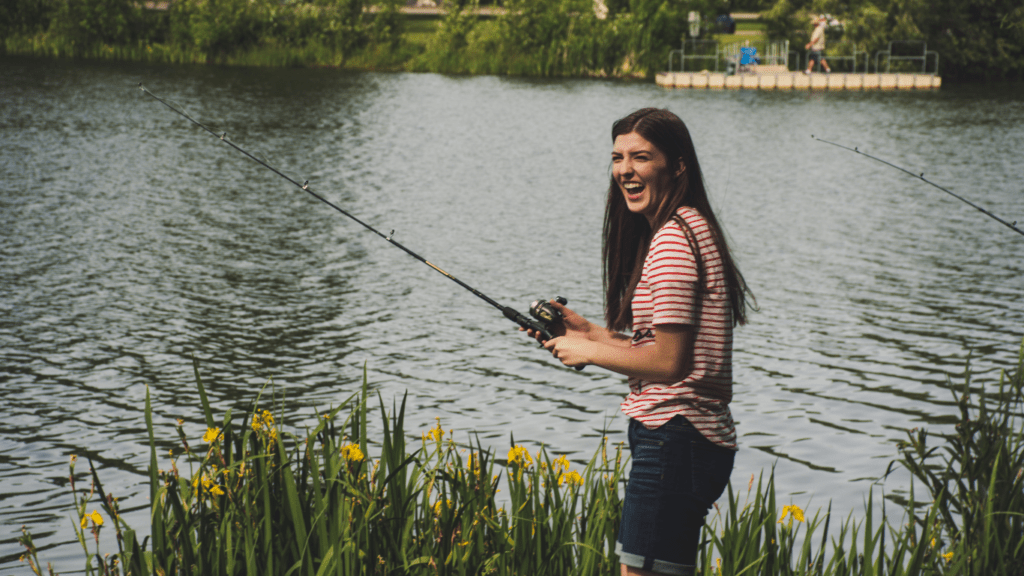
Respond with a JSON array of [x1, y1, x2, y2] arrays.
[[3, 0, 1022, 81]]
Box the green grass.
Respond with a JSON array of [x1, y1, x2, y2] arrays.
[[734, 21, 766, 33]]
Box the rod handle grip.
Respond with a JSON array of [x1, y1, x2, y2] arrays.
[[503, 307, 584, 371]]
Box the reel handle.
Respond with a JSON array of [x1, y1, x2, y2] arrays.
[[504, 300, 584, 371]]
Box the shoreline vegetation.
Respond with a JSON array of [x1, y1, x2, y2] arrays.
[[18, 341, 1024, 575], [2, 0, 1022, 81]]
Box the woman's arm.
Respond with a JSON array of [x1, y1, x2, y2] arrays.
[[522, 300, 633, 348], [554, 301, 633, 348], [544, 324, 694, 382]]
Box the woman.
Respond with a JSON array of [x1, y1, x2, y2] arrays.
[[538, 108, 752, 576]]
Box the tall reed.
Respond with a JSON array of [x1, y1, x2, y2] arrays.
[[18, 338, 1024, 575]]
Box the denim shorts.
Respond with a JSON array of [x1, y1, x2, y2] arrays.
[[616, 416, 735, 575]]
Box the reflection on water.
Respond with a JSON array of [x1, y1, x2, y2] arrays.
[[2, 56, 1022, 570]]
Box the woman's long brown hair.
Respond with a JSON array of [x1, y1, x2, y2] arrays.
[[603, 108, 753, 332]]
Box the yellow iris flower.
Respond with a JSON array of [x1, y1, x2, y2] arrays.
[[340, 443, 365, 462], [432, 498, 452, 516], [251, 410, 274, 432], [778, 504, 805, 524], [80, 510, 103, 529], [507, 445, 533, 468], [552, 455, 571, 474], [559, 469, 584, 487], [422, 418, 444, 443], [202, 427, 222, 443]]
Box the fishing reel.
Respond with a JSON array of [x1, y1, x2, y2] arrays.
[[525, 296, 583, 371], [501, 296, 570, 343], [529, 296, 568, 337]]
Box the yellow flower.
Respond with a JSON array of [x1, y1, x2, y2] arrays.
[[432, 498, 451, 516], [552, 455, 571, 474], [190, 473, 224, 496], [422, 418, 444, 443], [778, 505, 805, 524], [268, 427, 278, 441], [507, 445, 533, 468], [559, 470, 584, 487], [340, 443, 365, 462], [942, 551, 954, 563], [202, 427, 222, 443], [81, 510, 103, 528], [251, 410, 274, 432]]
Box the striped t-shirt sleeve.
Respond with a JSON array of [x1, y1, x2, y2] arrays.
[[647, 225, 700, 327]]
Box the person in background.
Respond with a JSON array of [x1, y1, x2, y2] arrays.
[[804, 15, 831, 74]]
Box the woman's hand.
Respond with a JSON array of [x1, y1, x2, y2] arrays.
[[543, 336, 593, 368], [519, 300, 595, 343], [542, 324, 694, 380], [549, 300, 594, 340]]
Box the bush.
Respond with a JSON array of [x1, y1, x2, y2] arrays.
[[47, 0, 143, 52], [0, 0, 52, 38]]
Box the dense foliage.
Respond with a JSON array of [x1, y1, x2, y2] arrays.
[[1, 0, 408, 67], [760, 0, 1024, 80], [2, 0, 1019, 79], [0, 0, 713, 76], [407, 0, 714, 77], [18, 339, 1024, 575]]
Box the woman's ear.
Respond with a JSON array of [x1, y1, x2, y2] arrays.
[[675, 160, 687, 177]]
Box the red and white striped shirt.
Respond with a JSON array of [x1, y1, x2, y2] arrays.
[[619, 207, 737, 450]]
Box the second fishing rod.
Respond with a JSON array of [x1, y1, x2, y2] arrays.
[[139, 84, 575, 364]]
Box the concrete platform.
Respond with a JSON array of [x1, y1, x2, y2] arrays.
[[656, 72, 941, 91]]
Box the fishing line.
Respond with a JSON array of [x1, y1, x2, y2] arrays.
[[138, 84, 571, 354], [812, 136, 1023, 238]]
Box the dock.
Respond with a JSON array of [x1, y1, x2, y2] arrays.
[[656, 70, 941, 91]]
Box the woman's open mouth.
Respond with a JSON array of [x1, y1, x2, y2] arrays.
[[622, 181, 644, 200]]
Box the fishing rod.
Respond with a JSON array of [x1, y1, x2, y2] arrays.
[[812, 136, 1023, 239], [138, 83, 574, 359]]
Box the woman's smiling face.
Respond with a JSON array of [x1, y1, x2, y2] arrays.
[[611, 131, 681, 224]]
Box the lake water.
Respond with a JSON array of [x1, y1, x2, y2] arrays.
[[2, 55, 1022, 571]]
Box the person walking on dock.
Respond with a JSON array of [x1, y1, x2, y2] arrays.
[[804, 15, 831, 74]]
